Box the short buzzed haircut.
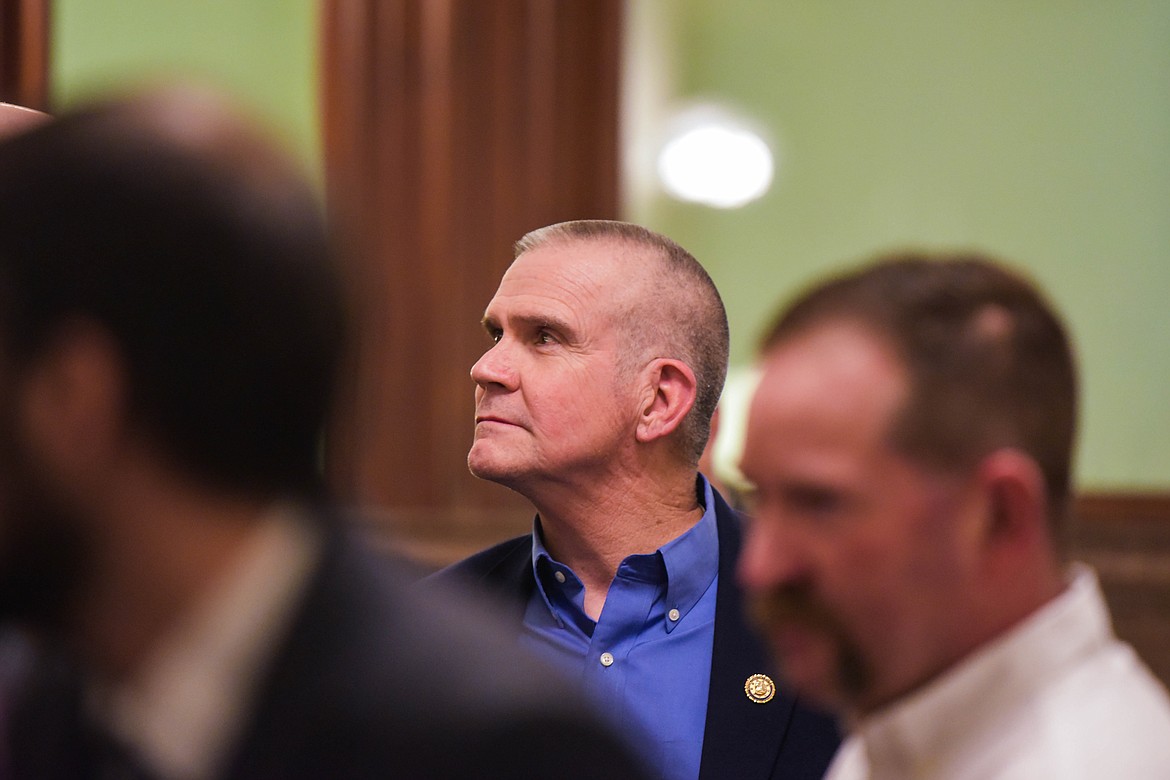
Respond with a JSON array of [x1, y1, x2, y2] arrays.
[[761, 251, 1078, 535], [516, 220, 729, 464]]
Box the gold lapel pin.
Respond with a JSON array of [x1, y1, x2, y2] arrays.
[[744, 673, 775, 704]]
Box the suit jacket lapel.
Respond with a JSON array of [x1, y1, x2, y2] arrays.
[[698, 493, 796, 780]]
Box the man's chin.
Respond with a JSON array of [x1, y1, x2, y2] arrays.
[[467, 448, 526, 486], [766, 628, 870, 714], [768, 631, 841, 705]]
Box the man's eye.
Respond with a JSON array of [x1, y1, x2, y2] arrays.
[[789, 487, 844, 516], [488, 330, 503, 344], [535, 330, 556, 345]]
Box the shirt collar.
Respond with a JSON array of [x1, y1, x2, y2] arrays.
[[86, 503, 321, 780], [530, 519, 568, 628], [658, 475, 719, 633], [530, 519, 583, 632], [528, 474, 720, 634], [852, 564, 1113, 777]]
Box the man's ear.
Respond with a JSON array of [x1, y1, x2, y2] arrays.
[[635, 358, 697, 444], [976, 448, 1050, 551], [19, 321, 128, 480]]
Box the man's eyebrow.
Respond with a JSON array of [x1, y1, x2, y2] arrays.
[[481, 312, 577, 338], [513, 313, 576, 337]]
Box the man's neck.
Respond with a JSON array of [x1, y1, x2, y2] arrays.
[[530, 469, 704, 620], [852, 559, 1068, 718], [70, 474, 272, 683], [85, 506, 318, 780]]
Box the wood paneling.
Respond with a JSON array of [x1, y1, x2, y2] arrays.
[[0, 0, 49, 110], [1072, 493, 1170, 687], [320, 0, 621, 556]]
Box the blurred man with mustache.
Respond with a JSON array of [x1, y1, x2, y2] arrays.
[[738, 252, 1170, 778]]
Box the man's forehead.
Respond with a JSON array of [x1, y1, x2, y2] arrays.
[[772, 320, 902, 378], [742, 329, 918, 497], [490, 239, 640, 315], [749, 323, 908, 437], [507, 238, 632, 281]]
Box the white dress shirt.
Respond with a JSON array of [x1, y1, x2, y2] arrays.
[[86, 504, 320, 780], [828, 565, 1170, 780]]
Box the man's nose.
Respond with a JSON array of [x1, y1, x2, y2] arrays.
[[471, 341, 517, 390], [737, 510, 811, 594]]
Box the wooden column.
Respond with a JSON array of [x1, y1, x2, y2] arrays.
[[0, 0, 49, 109], [320, 0, 622, 564]]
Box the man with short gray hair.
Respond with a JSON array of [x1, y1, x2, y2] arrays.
[[431, 220, 840, 780]]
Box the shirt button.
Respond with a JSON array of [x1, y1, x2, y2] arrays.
[[668, 608, 681, 622], [554, 571, 566, 584], [599, 652, 614, 667]]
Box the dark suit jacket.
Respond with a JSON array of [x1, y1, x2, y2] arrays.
[[6, 525, 648, 779], [427, 489, 842, 780]]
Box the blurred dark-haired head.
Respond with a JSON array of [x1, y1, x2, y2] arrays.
[[0, 87, 347, 499]]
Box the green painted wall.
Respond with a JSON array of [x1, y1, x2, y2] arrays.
[[629, 0, 1170, 491], [52, 0, 318, 176]]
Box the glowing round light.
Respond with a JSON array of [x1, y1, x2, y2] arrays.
[[656, 110, 774, 208]]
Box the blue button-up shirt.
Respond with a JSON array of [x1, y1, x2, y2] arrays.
[[520, 476, 720, 780]]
